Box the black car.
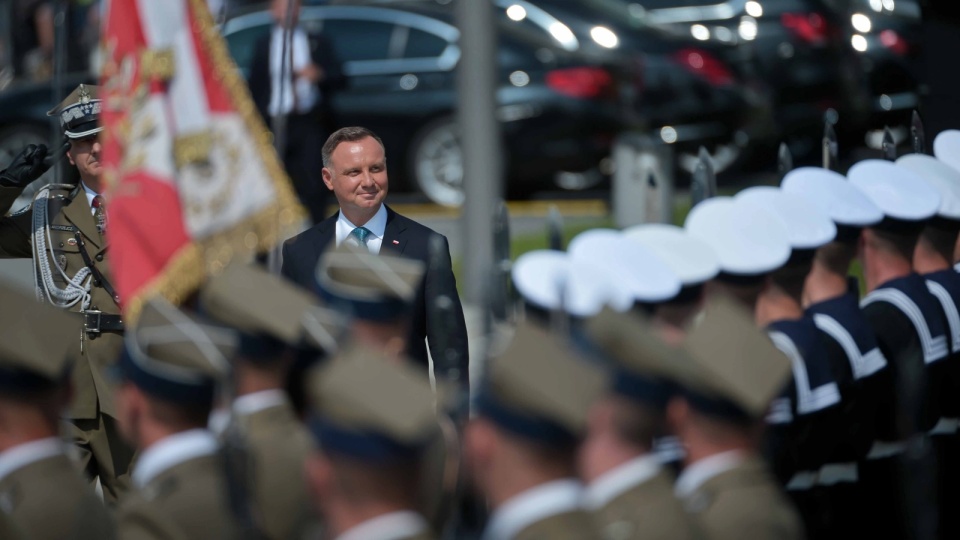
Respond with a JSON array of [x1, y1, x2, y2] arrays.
[[639, 0, 875, 158], [223, 3, 627, 206], [520, 0, 776, 174]]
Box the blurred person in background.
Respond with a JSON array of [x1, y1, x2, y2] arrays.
[[248, 0, 344, 224], [10, 0, 93, 81]]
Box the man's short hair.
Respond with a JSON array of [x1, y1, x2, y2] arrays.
[[611, 397, 662, 450], [919, 221, 960, 264], [321, 126, 386, 169], [869, 227, 921, 262], [769, 258, 814, 305], [815, 240, 857, 277]]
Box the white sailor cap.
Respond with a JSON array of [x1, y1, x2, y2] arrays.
[[735, 186, 836, 251], [933, 130, 960, 175], [847, 160, 940, 227], [781, 167, 883, 230], [512, 250, 629, 318], [896, 154, 960, 222], [684, 197, 791, 277], [622, 224, 720, 287], [568, 229, 682, 304]]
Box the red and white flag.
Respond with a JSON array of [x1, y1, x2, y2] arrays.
[[100, 0, 304, 317]]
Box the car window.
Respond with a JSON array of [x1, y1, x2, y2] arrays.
[[403, 27, 448, 58], [225, 25, 271, 74], [318, 18, 395, 62]]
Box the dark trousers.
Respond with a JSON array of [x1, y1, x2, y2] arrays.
[[283, 113, 330, 224]]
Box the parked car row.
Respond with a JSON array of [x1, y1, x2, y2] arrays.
[[0, 0, 923, 207]]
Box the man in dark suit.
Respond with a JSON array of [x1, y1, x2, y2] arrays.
[[281, 126, 469, 387], [247, 0, 344, 224]]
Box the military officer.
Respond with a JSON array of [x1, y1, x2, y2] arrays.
[[684, 196, 791, 311], [669, 294, 804, 540], [201, 264, 338, 540], [849, 160, 948, 540], [0, 84, 132, 502], [0, 278, 114, 540], [734, 186, 847, 536], [314, 244, 426, 362], [896, 153, 960, 540], [581, 309, 704, 540], [114, 297, 243, 540], [623, 224, 721, 343], [781, 167, 891, 540], [315, 245, 459, 534], [303, 348, 439, 540], [467, 322, 606, 540]]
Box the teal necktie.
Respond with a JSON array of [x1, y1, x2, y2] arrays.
[[349, 226, 372, 251]]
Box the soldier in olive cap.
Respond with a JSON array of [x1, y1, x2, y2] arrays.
[[315, 245, 458, 532], [114, 298, 243, 540], [467, 322, 606, 540], [304, 348, 439, 540], [0, 84, 132, 502], [669, 295, 803, 540], [581, 309, 704, 540], [0, 278, 115, 540], [202, 263, 344, 540]]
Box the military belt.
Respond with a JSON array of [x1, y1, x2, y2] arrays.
[[79, 309, 125, 334]]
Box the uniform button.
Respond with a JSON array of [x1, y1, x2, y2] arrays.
[[59, 242, 64, 247], [96, 254, 104, 262]]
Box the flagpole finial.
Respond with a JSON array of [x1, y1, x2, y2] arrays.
[[777, 142, 793, 180], [911, 110, 926, 155], [881, 126, 897, 161], [822, 121, 838, 171], [691, 146, 716, 208]]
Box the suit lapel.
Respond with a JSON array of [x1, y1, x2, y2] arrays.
[[310, 212, 338, 254], [61, 191, 102, 249], [380, 206, 408, 256]]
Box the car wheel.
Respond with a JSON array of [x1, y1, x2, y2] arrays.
[[409, 118, 465, 207], [0, 124, 58, 211]]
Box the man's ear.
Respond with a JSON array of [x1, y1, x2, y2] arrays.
[[305, 452, 334, 503], [464, 418, 497, 473], [321, 168, 334, 191], [665, 396, 689, 437], [65, 148, 76, 167]]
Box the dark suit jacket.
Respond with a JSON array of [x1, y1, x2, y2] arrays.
[[247, 26, 345, 130], [281, 206, 469, 386]]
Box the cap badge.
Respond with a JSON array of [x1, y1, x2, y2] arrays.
[[78, 84, 91, 105]]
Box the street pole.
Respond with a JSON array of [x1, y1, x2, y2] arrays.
[[456, 0, 502, 307]]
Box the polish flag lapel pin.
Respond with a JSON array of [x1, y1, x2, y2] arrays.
[[392, 240, 400, 245]]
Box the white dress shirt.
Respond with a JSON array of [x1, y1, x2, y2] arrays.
[[268, 25, 319, 117], [207, 389, 290, 435], [132, 429, 219, 488], [81, 182, 100, 215], [483, 479, 585, 540], [674, 450, 746, 498], [0, 437, 65, 483], [335, 204, 388, 254], [584, 454, 663, 510], [335, 510, 429, 540]]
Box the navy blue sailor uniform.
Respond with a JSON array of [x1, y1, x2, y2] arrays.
[[860, 273, 951, 539], [922, 268, 960, 539], [806, 279, 891, 540], [764, 318, 843, 538]]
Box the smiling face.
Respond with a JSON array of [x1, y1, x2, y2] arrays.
[[66, 133, 102, 185], [322, 136, 389, 218]]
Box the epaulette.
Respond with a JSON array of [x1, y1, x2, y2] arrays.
[[31, 183, 78, 217]]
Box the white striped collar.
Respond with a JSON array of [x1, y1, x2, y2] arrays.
[[0, 438, 64, 483], [335, 510, 428, 540], [483, 479, 584, 540], [132, 429, 219, 488], [584, 454, 662, 509], [675, 450, 745, 498]]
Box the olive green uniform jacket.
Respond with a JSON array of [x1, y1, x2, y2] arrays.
[[680, 457, 805, 540], [238, 396, 315, 540], [590, 467, 703, 540], [117, 443, 242, 540], [0, 184, 121, 421], [0, 441, 115, 540]]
